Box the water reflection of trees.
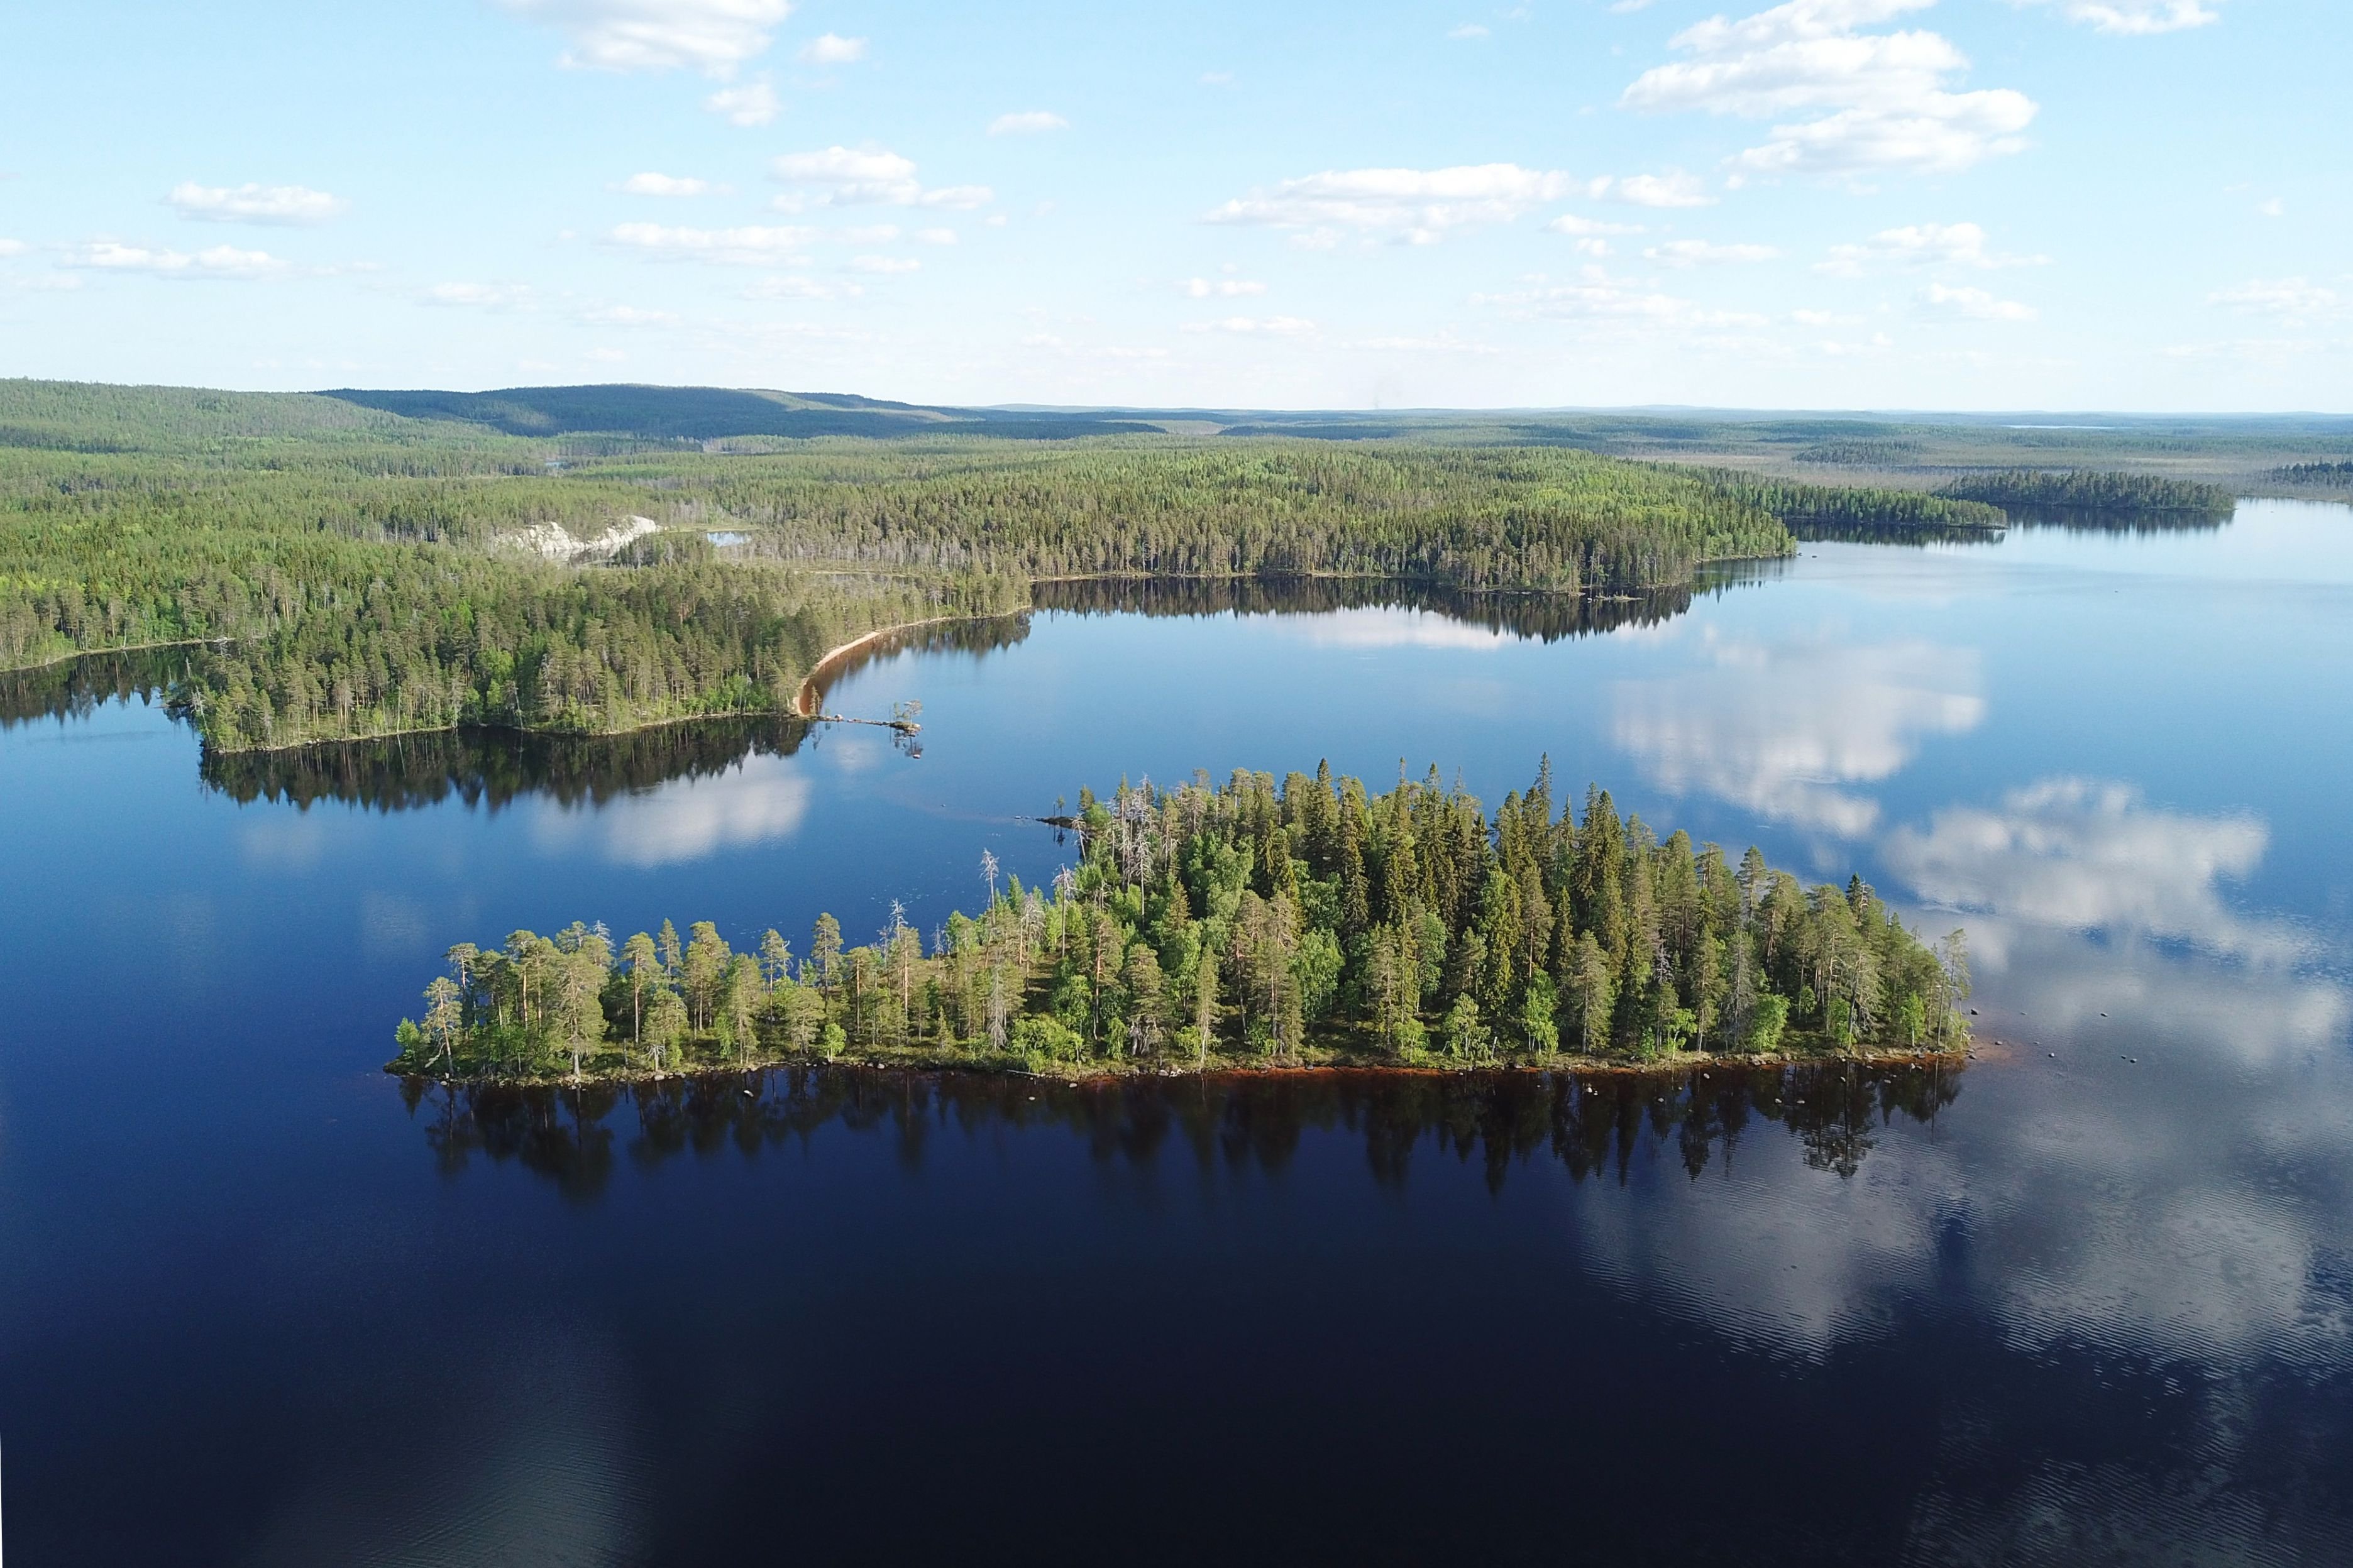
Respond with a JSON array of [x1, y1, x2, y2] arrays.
[[0, 645, 197, 730], [398, 1061, 1962, 1201], [797, 610, 1035, 713], [199, 715, 820, 813], [1028, 576, 1724, 642], [1999, 504, 2232, 535]]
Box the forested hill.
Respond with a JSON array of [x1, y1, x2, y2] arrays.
[[0, 378, 2038, 753]]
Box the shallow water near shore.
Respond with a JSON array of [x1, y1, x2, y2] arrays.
[[3, 500, 2352, 1564]]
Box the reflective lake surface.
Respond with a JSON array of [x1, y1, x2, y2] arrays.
[[4, 501, 2351, 1565]]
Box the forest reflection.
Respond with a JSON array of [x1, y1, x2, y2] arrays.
[[0, 644, 194, 730], [1027, 573, 1744, 642], [199, 713, 822, 813], [399, 1061, 1964, 1203]]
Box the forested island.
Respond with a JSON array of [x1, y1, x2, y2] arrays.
[[390, 762, 1971, 1084]]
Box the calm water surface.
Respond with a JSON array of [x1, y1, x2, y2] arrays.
[[3, 502, 2351, 1565]]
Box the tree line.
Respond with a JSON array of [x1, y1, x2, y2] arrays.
[[1934, 469, 2234, 515], [392, 760, 1970, 1083]]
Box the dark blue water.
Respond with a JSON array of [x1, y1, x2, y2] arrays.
[[3, 502, 2350, 1564]]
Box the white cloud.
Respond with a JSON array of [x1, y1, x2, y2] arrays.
[[0, 239, 26, 258], [1448, 23, 1492, 39], [913, 227, 957, 246], [579, 302, 678, 325], [424, 281, 533, 309], [849, 254, 920, 274], [703, 80, 780, 124], [1199, 70, 1234, 85], [1179, 276, 1267, 297], [798, 31, 866, 63], [1609, 170, 1718, 207], [771, 146, 991, 209], [607, 221, 814, 264], [1474, 269, 1768, 332], [494, 0, 793, 75], [744, 273, 854, 299], [65, 241, 289, 280], [988, 110, 1069, 136], [1645, 238, 1779, 265], [2020, 0, 2220, 34], [615, 171, 720, 197], [1546, 213, 1645, 236], [2255, 196, 2283, 219], [1181, 314, 1318, 336], [1206, 163, 1584, 243], [167, 182, 345, 225], [2210, 277, 2340, 325], [1621, 0, 2037, 178], [1819, 220, 2046, 275], [1920, 282, 2036, 321]]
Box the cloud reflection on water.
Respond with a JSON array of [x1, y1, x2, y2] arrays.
[[1883, 779, 2309, 967], [528, 755, 813, 868], [1612, 630, 1985, 836]]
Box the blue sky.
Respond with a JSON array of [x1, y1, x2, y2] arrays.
[[1, 0, 2343, 409]]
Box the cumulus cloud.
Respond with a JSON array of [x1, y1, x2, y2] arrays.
[[1181, 315, 1318, 336], [424, 282, 534, 309], [1547, 214, 1646, 236], [1819, 220, 2046, 275], [494, 0, 793, 75], [2020, 0, 2220, 33], [607, 221, 814, 264], [65, 241, 289, 280], [167, 182, 345, 225], [771, 146, 991, 209], [703, 80, 780, 124], [1645, 238, 1780, 265], [743, 273, 855, 299], [0, 239, 28, 257], [913, 227, 958, 246], [578, 302, 678, 325], [1609, 170, 1718, 207], [1178, 277, 1267, 297], [2208, 277, 2341, 326], [1448, 23, 1492, 38], [849, 254, 920, 273], [988, 110, 1069, 135], [615, 171, 720, 197], [1919, 282, 2036, 321], [1621, 0, 2037, 178], [798, 31, 866, 62], [1204, 163, 1588, 244], [1473, 269, 1769, 332]]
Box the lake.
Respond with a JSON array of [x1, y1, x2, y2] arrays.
[[3, 501, 2350, 1565]]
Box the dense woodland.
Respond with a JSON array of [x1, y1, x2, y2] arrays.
[[1934, 469, 2234, 515], [392, 762, 1970, 1083]]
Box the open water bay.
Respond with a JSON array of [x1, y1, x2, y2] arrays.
[[3, 501, 2351, 1564]]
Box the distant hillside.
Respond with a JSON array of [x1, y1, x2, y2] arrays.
[[317, 383, 1165, 442]]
